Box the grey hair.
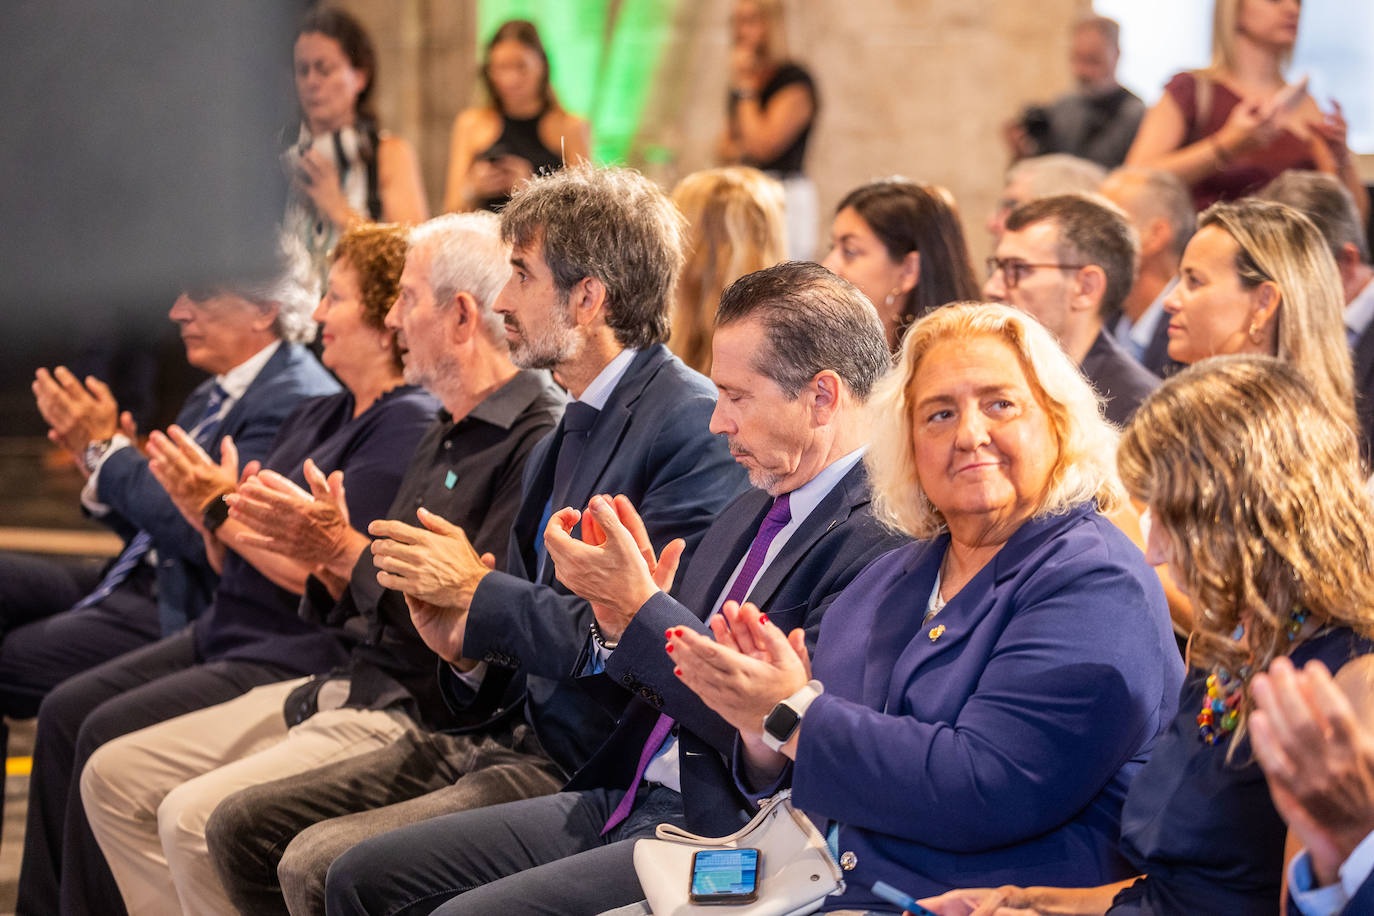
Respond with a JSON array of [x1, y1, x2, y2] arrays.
[[409, 212, 510, 343], [227, 231, 319, 344], [715, 261, 890, 401], [499, 163, 686, 349], [866, 302, 1122, 539], [1104, 166, 1197, 259], [1007, 154, 1108, 201], [1260, 170, 1370, 265]]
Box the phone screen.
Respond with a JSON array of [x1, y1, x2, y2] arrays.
[[689, 848, 760, 902]]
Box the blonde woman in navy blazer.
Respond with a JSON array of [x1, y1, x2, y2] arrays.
[[670, 302, 1183, 912]]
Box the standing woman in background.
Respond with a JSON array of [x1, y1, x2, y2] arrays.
[[1125, 0, 1367, 219], [821, 178, 981, 350], [442, 20, 591, 214], [668, 166, 787, 374], [285, 8, 429, 282], [719, 0, 820, 260]]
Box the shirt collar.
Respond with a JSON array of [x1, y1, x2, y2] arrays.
[[1129, 276, 1176, 350], [575, 347, 638, 410], [1346, 277, 1374, 339], [780, 446, 867, 529], [215, 340, 281, 401], [464, 369, 560, 430]]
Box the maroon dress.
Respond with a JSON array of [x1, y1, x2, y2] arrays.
[[1165, 71, 1317, 210]]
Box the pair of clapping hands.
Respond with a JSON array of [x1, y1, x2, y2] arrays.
[[546, 495, 814, 763]]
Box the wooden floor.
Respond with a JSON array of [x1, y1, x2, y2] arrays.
[[1, 719, 34, 915]]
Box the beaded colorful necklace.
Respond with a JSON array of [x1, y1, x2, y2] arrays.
[[1197, 606, 1309, 745]]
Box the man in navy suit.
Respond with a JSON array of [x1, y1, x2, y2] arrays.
[[0, 257, 337, 849], [1260, 171, 1374, 464], [215, 164, 747, 915], [986, 193, 1159, 426], [325, 262, 906, 915], [1099, 166, 1192, 379]]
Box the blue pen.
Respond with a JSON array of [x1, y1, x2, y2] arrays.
[[871, 880, 939, 916]]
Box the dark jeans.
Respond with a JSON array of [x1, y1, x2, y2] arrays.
[[207, 723, 563, 916], [0, 555, 158, 831], [15, 627, 294, 916], [325, 784, 687, 916]]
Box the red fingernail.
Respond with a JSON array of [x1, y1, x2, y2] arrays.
[[759, 614, 768, 624], [674, 668, 682, 676], [675, 628, 684, 637], [666, 644, 674, 653], [665, 629, 673, 639]]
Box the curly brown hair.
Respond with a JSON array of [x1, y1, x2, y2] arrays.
[[330, 223, 408, 369], [1118, 355, 1374, 749]]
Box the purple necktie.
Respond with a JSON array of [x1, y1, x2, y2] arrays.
[[601, 493, 793, 834]]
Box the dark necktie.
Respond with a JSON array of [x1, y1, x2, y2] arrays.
[[601, 493, 794, 833], [73, 384, 229, 609], [534, 401, 600, 579]]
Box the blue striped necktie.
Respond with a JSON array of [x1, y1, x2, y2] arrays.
[[73, 384, 229, 609]]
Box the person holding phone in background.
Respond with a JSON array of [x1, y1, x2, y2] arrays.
[[1125, 0, 1367, 219]]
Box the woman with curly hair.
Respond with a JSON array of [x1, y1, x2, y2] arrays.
[[924, 355, 1374, 915]]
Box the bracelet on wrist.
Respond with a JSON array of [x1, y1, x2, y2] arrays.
[[590, 619, 619, 651]]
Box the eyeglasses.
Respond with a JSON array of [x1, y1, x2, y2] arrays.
[[985, 257, 1088, 290]]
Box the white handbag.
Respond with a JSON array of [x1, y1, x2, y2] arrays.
[[633, 789, 844, 916]]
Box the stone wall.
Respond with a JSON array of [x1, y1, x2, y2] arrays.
[[341, 0, 1095, 263]]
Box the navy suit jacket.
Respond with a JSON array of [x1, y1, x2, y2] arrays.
[[769, 503, 1183, 911], [451, 344, 749, 776], [1139, 312, 1182, 380], [95, 342, 339, 634], [1353, 323, 1374, 465], [564, 461, 908, 835], [1348, 872, 1374, 912]]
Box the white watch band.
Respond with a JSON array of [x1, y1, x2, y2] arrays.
[[761, 679, 824, 752]]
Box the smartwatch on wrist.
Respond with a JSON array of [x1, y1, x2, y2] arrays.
[[201, 493, 231, 534], [761, 679, 824, 752]]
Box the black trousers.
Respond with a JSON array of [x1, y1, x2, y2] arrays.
[[15, 627, 294, 916], [0, 554, 160, 829]]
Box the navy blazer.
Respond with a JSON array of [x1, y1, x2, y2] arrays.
[[453, 344, 749, 776], [1347, 871, 1374, 913], [95, 342, 339, 634], [1353, 323, 1374, 465], [564, 461, 908, 835], [773, 503, 1182, 911]]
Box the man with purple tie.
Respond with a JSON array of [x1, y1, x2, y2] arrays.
[[325, 262, 906, 915]]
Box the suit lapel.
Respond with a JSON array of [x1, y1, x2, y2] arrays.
[[215, 342, 294, 437], [559, 346, 668, 519], [862, 537, 943, 711], [509, 427, 562, 578], [744, 463, 868, 610], [685, 491, 771, 619]]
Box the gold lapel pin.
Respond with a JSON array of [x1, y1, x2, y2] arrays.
[[929, 624, 946, 642]]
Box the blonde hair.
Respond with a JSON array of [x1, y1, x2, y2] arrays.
[[866, 302, 1122, 539], [1209, 0, 1294, 74], [1198, 200, 1357, 437], [669, 167, 787, 373], [1118, 355, 1374, 748]]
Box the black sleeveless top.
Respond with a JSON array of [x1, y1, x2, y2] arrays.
[[1109, 627, 1374, 915], [476, 106, 566, 212], [730, 62, 817, 176]]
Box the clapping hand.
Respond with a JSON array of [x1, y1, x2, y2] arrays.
[[32, 366, 130, 465], [147, 430, 253, 533], [545, 493, 684, 643], [227, 459, 361, 573], [369, 509, 495, 663], [668, 601, 811, 753], [1250, 656, 1374, 888]]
